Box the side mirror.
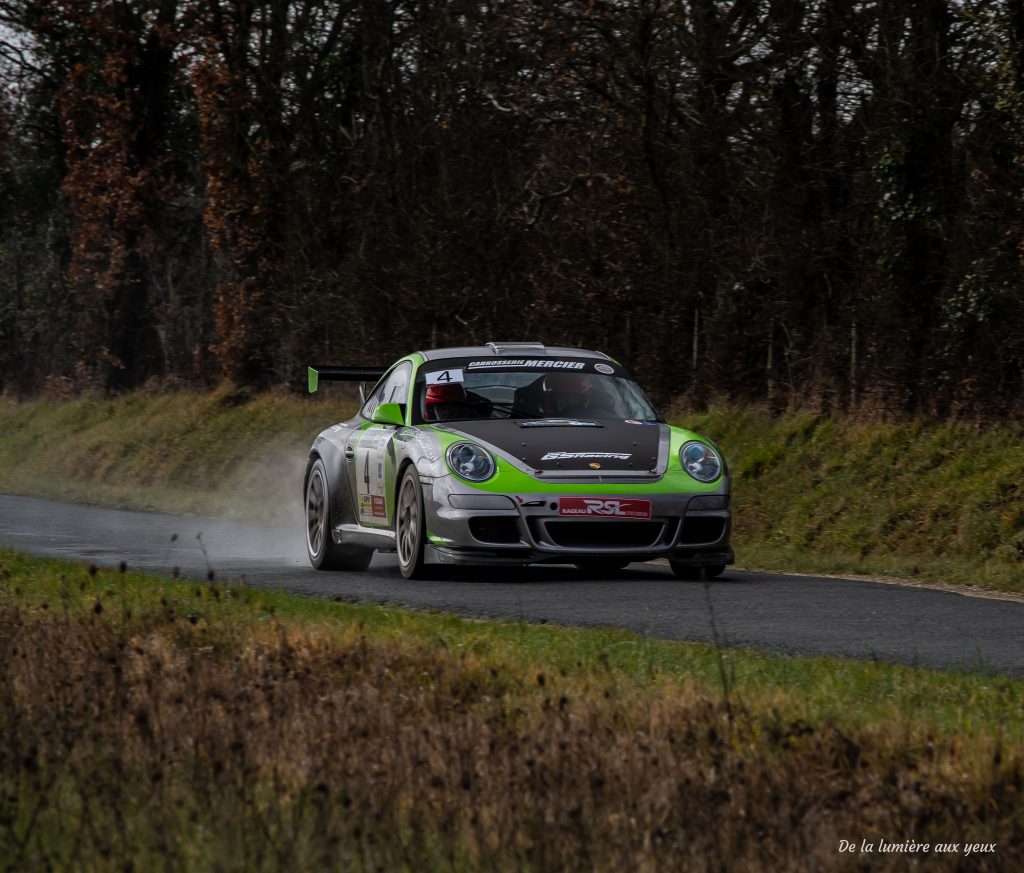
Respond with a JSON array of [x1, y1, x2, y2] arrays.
[[371, 402, 404, 427]]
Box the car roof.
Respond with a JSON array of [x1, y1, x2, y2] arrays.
[[418, 341, 613, 362]]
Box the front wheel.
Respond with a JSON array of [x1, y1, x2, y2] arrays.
[[305, 458, 374, 571], [669, 561, 725, 581], [396, 466, 430, 579]]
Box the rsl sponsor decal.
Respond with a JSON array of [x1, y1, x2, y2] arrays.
[[558, 497, 652, 519]]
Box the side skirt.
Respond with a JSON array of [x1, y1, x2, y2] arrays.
[[333, 523, 397, 552]]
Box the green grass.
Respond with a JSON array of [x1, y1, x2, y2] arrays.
[[1, 390, 1023, 592], [1, 550, 1022, 871]]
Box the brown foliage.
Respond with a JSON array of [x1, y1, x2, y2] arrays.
[[53, 0, 184, 389], [191, 41, 282, 385]]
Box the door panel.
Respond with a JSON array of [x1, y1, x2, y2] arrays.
[[346, 361, 412, 528], [352, 426, 394, 527]]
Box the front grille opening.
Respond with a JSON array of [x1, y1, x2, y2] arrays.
[[680, 516, 726, 545], [468, 516, 521, 544], [544, 521, 664, 549]]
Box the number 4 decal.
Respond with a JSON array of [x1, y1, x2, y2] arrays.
[[425, 368, 464, 385]]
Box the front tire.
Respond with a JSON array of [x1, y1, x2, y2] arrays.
[[396, 466, 430, 579], [305, 458, 374, 571], [669, 561, 725, 581]]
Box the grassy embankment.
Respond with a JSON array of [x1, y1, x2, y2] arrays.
[[1, 388, 1022, 592], [1, 549, 1022, 871], [0, 387, 344, 522]]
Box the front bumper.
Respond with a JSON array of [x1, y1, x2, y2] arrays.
[[422, 479, 733, 567]]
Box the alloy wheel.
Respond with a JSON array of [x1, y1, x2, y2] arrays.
[[306, 467, 326, 559]]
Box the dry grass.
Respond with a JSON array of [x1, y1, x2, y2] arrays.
[[1, 575, 1021, 871]]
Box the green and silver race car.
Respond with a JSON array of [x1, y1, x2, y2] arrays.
[[304, 342, 733, 579]]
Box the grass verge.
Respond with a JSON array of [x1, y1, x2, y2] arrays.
[[0, 386, 356, 523], [675, 405, 1024, 594], [2, 390, 1024, 592], [1, 549, 1022, 871]]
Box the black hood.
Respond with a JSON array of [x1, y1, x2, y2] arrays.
[[438, 419, 664, 474]]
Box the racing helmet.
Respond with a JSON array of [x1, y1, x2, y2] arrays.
[[543, 372, 590, 414], [425, 382, 469, 420]]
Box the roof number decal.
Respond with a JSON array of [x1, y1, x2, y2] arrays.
[[425, 368, 464, 385]]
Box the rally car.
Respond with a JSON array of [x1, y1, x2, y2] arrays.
[[304, 342, 733, 579]]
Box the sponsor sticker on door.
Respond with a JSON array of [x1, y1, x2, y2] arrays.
[[558, 498, 652, 519], [356, 428, 391, 523]]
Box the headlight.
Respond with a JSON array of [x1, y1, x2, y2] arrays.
[[446, 442, 496, 482], [679, 441, 722, 483]]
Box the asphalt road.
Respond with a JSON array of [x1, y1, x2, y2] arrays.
[[2, 493, 1022, 676]]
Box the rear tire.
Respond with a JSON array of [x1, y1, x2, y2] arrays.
[[305, 458, 374, 571], [396, 466, 431, 579], [669, 561, 725, 581]]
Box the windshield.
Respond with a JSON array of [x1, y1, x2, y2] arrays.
[[412, 357, 661, 423]]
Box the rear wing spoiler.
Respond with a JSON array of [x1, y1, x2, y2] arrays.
[[307, 365, 387, 394]]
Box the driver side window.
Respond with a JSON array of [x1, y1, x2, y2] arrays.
[[361, 362, 412, 420]]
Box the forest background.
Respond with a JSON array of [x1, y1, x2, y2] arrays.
[[2, 0, 1024, 417]]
